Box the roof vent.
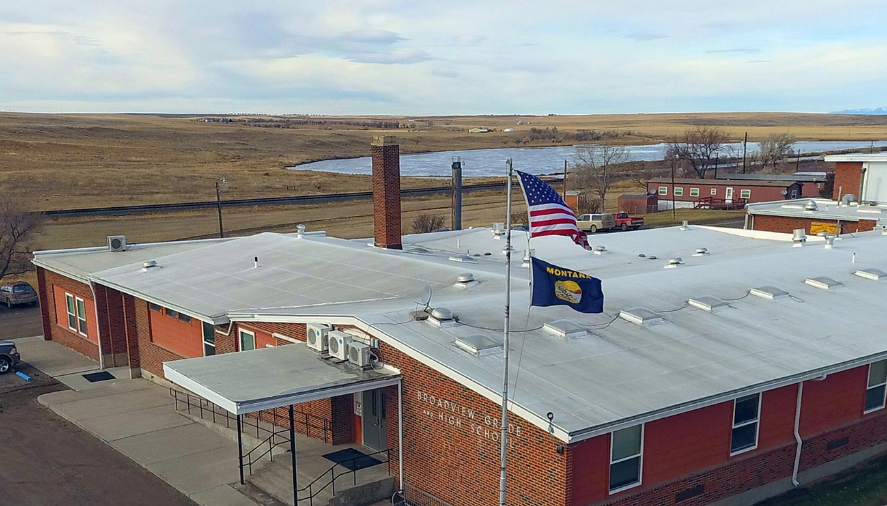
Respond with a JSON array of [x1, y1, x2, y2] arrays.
[[448, 254, 477, 263], [805, 277, 843, 290], [454, 335, 502, 357], [141, 260, 158, 272], [428, 307, 457, 328], [841, 194, 857, 206], [492, 222, 506, 236], [688, 296, 729, 312], [542, 320, 588, 339], [593, 245, 607, 255], [750, 286, 789, 300], [619, 307, 664, 327], [679, 221, 690, 231], [665, 257, 683, 268], [792, 229, 806, 247], [824, 235, 836, 249], [296, 224, 306, 238], [854, 268, 887, 281], [455, 273, 478, 287], [522, 249, 534, 268], [804, 200, 818, 212], [693, 248, 709, 256]]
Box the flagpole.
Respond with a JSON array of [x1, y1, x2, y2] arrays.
[[499, 158, 513, 506]]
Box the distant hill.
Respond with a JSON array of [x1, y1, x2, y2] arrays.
[[832, 107, 887, 115]]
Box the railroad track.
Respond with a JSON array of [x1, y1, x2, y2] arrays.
[[40, 179, 561, 218]]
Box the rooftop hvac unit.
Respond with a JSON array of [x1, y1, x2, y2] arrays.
[[348, 341, 372, 367], [108, 235, 127, 252], [327, 330, 351, 361], [306, 324, 330, 353]]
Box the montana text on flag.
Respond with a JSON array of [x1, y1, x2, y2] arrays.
[[531, 257, 603, 313], [515, 170, 591, 250]]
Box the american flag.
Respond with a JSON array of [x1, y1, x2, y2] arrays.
[[515, 170, 591, 250]]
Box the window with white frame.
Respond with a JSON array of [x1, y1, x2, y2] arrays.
[[711, 188, 717, 195], [75, 297, 87, 336], [239, 329, 256, 351], [690, 188, 700, 197], [740, 189, 751, 199], [658, 186, 668, 195], [674, 187, 684, 197], [65, 293, 77, 330], [865, 360, 887, 413], [609, 424, 643, 493], [731, 393, 760, 454]]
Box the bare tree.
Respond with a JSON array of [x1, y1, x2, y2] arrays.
[[759, 133, 796, 172], [0, 191, 41, 281], [572, 144, 630, 212], [666, 126, 729, 178], [410, 214, 446, 234]]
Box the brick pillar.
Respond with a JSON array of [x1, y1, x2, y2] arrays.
[[36, 267, 52, 341], [833, 162, 863, 200], [372, 136, 402, 249], [121, 293, 141, 378], [104, 287, 128, 366]]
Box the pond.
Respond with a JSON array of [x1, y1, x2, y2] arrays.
[[289, 140, 887, 178]]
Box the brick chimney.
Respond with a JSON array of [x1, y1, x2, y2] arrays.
[[372, 135, 402, 249]]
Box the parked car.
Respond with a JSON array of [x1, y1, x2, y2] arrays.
[[614, 212, 644, 231], [0, 281, 38, 308], [0, 341, 20, 374], [576, 213, 616, 233]]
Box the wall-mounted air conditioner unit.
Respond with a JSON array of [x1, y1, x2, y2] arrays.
[[348, 341, 372, 367], [108, 235, 127, 252], [306, 324, 330, 353], [327, 330, 351, 361]]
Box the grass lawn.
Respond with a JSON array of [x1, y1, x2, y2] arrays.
[[759, 454, 887, 506]]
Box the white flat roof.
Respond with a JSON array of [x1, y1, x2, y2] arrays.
[[747, 198, 887, 223], [163, 343, 401, 415], [824, 153, 887, 162], [35, 225, 887, 441]]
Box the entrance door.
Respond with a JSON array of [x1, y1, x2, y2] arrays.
[[725, 187, 734, 203], [362, 389, 388, 451]]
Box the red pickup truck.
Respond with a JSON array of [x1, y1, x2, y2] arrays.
[[614, 212, 644, 231]]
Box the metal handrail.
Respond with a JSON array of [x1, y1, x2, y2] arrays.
[[297, 448, 392, 506], [242, 425, 291, 475]]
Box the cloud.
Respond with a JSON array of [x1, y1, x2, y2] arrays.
[[626, 32, 668, 42]]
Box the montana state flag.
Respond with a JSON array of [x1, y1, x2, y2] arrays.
[[531, 258, 604, 313]]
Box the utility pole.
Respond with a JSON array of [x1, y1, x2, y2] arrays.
[[451, 157, 462, 230], [742, 132, 748, 174], [563, 159, 568, 199], [215, 178, 227, 238], [670, 158, 677, 220], [796, 150, 801, 171], [714, 154, 719, 179]]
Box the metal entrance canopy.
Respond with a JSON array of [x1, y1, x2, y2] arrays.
[[163, 343, 402, 415]]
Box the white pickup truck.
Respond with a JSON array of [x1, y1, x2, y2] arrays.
[[576, 213, 616, 233]]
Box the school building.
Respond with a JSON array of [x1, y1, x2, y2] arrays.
[[33, 138, 887, 506]]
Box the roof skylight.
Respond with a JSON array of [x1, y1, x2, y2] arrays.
[[543, 320, 588, 339], [454, 335, 502, 357], [688, 296, 729, 312], [750, 286, 789, 300], [854, 268, 886, 281], [619, 307, 664, 327], [805, 277, 843, 290]]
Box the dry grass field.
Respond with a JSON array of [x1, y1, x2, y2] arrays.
[[3, 112, 887, 211]]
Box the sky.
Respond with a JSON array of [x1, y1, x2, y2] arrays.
[[1, 1, 886, 115]]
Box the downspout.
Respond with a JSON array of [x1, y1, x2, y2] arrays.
[[859, 165, 867, 203], [398, 380, 405, 491], [88, 280, 105, 370], [791, 381, 803, 486]]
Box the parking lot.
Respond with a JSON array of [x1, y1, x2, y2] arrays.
[[0, 304, 197, 506]]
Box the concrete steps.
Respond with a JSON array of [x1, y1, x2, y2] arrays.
[[247, 457, 395, 506]]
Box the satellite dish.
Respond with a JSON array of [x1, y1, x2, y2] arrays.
[[419, 285, 433, 311]]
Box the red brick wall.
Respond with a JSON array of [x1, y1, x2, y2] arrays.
[[132, 295, 185, 377], [372, 138, 402, 249], [751, 215, 877, 234], [647, 182, 790, 203], [97, 285, 129, 366], [759, 385, 799, 450], [800, 368, 867, 436], [833, 162, 863, 200], [569, 433, 611, 506], [148, 305, 204, 358], [38, 268, 100, 360]]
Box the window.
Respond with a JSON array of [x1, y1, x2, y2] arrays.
[[690, 188, 700, 197], [239, 329, 256, 351], [65, 293, 77, 330], [165, 308, 178, 318], [75, 297, 87, 336], [865, 360, 887, 413], [674, 187, 684, 197], [203, 322, 216, 356], [149, 303, 161, 312], [711, 188, 717, 195], [731, 393, 760, 455], [740, 189, 751, 199], [178, 313, 191, 324], [609, 424, 643, 493], [658, 186, 668, 195]]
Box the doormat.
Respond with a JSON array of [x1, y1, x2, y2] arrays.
[[82, 371, 116, 383], [322, 448, 382, 472]]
